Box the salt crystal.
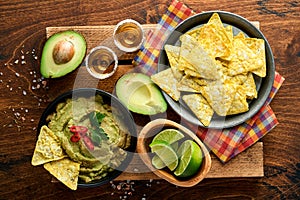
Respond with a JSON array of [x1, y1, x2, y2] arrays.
[[15, 73, 20, 77], [36, 84, 40, 89], [133, 168, 139, 172], [9, 87, 13, 91], [25, 109, 28, 113], [22, 90, 27, 96], [0, 72, 3, 76], [34, 56, 38, 60], [30, 119, 34, 122], [14, 60, 19, 64], [33, 79, 36, 83], [21, 60, 26, 65], [21, 55, 25, 60]]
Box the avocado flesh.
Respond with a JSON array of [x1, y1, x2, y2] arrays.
[[40, 30, 86, 78], [116, 73, 167, 115]]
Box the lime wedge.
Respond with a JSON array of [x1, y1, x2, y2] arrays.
[[149, 141, 178, 171], [152, 129, 184, 144], [151, 142, 179, 169], [174, 140, 203, 177], [152, 155, 166, 169]]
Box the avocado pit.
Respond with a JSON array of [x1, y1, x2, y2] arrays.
[[52, 40, 75, 65]]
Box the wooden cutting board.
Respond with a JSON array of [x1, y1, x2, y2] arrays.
[[46, 24, 264, 179]]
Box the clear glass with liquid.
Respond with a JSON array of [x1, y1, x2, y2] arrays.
[[85, 46, 118, 79], [113, 19, 144, 52]]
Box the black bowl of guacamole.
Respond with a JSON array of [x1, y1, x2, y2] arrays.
[[37, 88, 137, 188]]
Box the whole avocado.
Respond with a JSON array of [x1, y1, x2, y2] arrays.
[[40, 30, 87, 78]]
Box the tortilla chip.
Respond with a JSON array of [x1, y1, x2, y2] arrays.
[[151, 68, 181, 101], [164, 45, 184, 80], [44, 158, 80, 190], [225, 25, 234, 43], [183, 68, 203, 78], [180, 34, 221, 80], [227, 35, 262, 76], [200, 80, 237, 116], [228, 73, 248, 85], [198, 13, 232, 58], [182, 94, 214, 127], [187, 26, 203, 40], [243, 73, 258, 99], [177, 76, 203, 93], [31, 125, 66, 166], [245, 38, 266, 77], [227, 85, 249, 115]]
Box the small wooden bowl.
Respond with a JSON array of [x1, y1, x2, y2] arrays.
[[137, 119, 212, 187]]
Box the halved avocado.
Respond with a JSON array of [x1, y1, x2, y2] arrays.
[[116, 73, 167, 115], [40, 30, 87, 78]]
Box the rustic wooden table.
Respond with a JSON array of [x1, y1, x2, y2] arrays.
[[0, 0, 299, 199]]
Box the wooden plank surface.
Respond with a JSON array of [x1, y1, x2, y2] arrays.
[[2, 1, 299, 199], [46, 24, 264, 179], [116, 142, 264, 180]]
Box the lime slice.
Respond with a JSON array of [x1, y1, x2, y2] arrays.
[[152, 155, 166, 169], [149, 141, 178, 171], [174, 140, 203, 177], [152, 129, 184, 144], [151, 142, 179, 169]]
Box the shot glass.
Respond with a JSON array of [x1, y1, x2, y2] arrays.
[[85, 46, 118, 79], [113, 19, 144, 52]]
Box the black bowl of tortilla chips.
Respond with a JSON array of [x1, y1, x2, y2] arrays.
[[35, 88, 137, 189], [157, 11, 275, 129]]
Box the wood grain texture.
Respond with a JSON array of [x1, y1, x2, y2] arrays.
[[0, 0, 299, 199]]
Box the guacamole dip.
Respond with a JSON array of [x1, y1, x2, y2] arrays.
[[46, 94, 131, 183]]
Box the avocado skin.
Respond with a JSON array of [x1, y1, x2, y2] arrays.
[[116, 73, 168, 115], [40, 30, 87, 78]]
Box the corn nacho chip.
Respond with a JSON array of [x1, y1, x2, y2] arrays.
[[31, 125, 66, 166], [177, 75, 203, 92], [151, 68, 180, 101], [186, 26, 203, 39], [44, 158, 80, 190], [242, 73, 258, 99], [198, 13, 232, 58], [180, 34, 221, 80], [182, 94, 214, 127], [200, 80, 237, 116], [245, 38, 266, 77], [227, 34, 262, 75], [164, 45, 184, 80], [227, 85, 249, 115]]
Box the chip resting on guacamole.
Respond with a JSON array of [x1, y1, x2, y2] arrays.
[[44, 158, 80, 190], [31, 125, 66, 166]]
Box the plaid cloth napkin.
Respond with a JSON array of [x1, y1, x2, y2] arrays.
[[133, 0, 285, 162]]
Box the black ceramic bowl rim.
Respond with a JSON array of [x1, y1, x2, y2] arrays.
[[37, 88, 137, 188], [158, 11, 275, 129]]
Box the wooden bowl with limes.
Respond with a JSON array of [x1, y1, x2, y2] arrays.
[[137, 119, 211, 187]]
